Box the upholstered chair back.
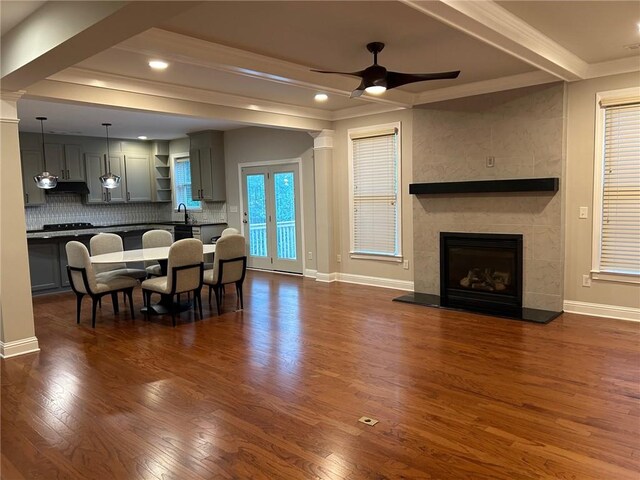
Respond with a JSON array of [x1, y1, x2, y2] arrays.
[[221, 227, 240, 237], [142, 229, 173, 268], [211, 234, 246, 285], [166, 238, 203, 293], [90, 233, 125, 273], [66, 241, 98, 294]]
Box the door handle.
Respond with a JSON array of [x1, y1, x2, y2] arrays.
[[26, 193, 29, 203], [67, 169, 70, 179], [127, 192, 130, 201]]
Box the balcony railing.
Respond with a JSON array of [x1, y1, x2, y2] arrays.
[[249, 220, 296, 260]]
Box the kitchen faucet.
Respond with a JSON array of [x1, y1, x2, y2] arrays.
[[177, 203, 189, 224]]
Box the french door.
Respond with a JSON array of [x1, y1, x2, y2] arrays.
[[241, 163, 303, 274]]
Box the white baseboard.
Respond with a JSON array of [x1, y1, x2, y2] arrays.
[[304, 269, 317, 279], [563, 300, 640, 322], [316, 272, 338, 283], [0, 336, 40, 358], [337, 273, 414, 291]]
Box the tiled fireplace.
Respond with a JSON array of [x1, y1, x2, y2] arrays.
[[400, 83, 567, 322]]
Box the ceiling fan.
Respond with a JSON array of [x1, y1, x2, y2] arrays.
[[312, 42, 460, 98]]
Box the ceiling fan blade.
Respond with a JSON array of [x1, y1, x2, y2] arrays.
[[386, 70, 460, 89], [350, 80, 366, 98], [311, 69, 365, 78]]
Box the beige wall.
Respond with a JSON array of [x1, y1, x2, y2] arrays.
[[564, 72, 640, 309], [332, 110, 413, 283], [223, 127, 317, 272]]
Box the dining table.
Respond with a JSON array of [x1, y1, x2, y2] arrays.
[[90, 244, 216, 314]]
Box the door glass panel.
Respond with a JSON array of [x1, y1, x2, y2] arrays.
[[274, 172, 296, 260], [246, 174, 268, 257]]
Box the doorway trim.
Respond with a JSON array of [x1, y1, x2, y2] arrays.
[[238, 157, 306, 275]]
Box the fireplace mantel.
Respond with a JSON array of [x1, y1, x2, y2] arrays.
[[409, 178, 559, 195]]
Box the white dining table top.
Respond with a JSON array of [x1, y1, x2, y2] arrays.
[[90, 245, 216, 264]]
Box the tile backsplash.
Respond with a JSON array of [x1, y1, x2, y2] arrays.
[[25, 194, 227, 230]]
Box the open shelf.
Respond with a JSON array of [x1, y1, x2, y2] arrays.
[[409, 178, 559, 195]]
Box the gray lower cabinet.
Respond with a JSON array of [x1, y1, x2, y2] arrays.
[[28, 231, 149, 294], [28, 241, 62, 292]]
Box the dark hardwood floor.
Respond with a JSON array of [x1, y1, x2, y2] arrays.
[[2, 270, 639, 479]]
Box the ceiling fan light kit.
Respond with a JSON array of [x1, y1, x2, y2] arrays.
[[99, 122, 121, 189], [312, 42, 460, 98], [33, 117, 59, 189]]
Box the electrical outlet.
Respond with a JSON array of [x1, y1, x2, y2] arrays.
[[403, 260, 409, 269], [486, 156, 495, 168], [582, 274, 591, 287], [307, 251, 313, 260], [358, 416, 378, 426], [337, 254, 342, 263]]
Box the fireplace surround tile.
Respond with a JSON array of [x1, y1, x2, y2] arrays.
[[412, 82, 565, 314]]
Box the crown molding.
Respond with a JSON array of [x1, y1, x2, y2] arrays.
[[586, 56, 640, 80], [331, 103, 407, 121], [116, 28, 414, 109], [49, 67, 335, 121], [401, 0, 587, 81], [413, 70, 559, 105]]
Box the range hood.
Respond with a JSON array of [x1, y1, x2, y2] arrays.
[[45, 181, 90, 195]]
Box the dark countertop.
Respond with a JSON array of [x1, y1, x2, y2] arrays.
[[26, 222, 227, 239]]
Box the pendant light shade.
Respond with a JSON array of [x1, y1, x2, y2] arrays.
[[33, 117, 58, 189], [99, 122, 121, 189]]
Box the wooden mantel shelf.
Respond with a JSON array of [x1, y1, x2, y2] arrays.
[[409, 178, 559, 195]]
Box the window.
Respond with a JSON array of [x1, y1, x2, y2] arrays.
[[348, 122, 401, 259], [173, 155, 201, 211], [592, 88, 640, 283]]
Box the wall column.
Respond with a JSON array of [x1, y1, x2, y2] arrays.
[[0, 90, 39, 358], [311, 129, 336, 282]]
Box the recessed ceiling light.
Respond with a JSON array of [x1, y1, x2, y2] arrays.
[[314, 93, 328, 102], [137, 135, 148, 140], [148, 60, 168, 70]]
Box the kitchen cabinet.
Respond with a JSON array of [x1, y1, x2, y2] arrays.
[[124, 154, 152, 202], [21, 150, 46, 206], [45, 143, 84, 180], [28, 241, 62, 292], [86, 152, 148, 203], [189, 131, 226, 202]]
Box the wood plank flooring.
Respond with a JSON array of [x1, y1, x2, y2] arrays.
[[2, 270, 639, 479]]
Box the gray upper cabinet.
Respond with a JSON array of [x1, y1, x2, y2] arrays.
[[189, 130, 226, 202], [85, 152, 141, 203], [21, 150, 46, 206], [124, 154, 152, 202], [64, 144, 84, 180], [44, 143, 84, 180]]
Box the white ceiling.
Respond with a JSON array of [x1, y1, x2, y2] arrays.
[[0, 0, 45, 36], [10, 0, 640, 138]]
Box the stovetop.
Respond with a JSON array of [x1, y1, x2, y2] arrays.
[[42, 222, 94, 231]]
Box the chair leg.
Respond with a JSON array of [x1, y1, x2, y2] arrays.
[[171, 295, 177, 327], [98, 297, 102, 309], [208, 286, 212, 305], [213, 285, 221, 315], [76, 294, 84, 324], [143, 290, 151, 319], [123, 291, 127, 305], [198, 290, 203, 318], [91, 297, 99, 328], [127, 288, 135, 319], [236, 282, 244, 310], [111, 292, 119, 314]]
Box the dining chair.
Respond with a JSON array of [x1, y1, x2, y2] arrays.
[[90, 233, 148, 280], [203, 234, 247, 315], [142, 229, 173, 277], [141, 238, 204, 326], [66, 241, 137, 328], [221, 227, 240, 236]]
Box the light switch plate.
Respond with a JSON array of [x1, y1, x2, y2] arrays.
[[579, 207, 588, 219], [486, 156, 495, 168], [229, 205, 238, 213]]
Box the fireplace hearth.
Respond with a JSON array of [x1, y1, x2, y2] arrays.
[[394, 232, 561, 324]]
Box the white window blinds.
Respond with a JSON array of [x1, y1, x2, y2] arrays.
[[174, 158, 201, 210], [351, 132, 399, 256], [599, 102, 640, 275]]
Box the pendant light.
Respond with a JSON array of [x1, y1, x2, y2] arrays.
[[99, 122, 121, 189], [33, 117, 58, 189]]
